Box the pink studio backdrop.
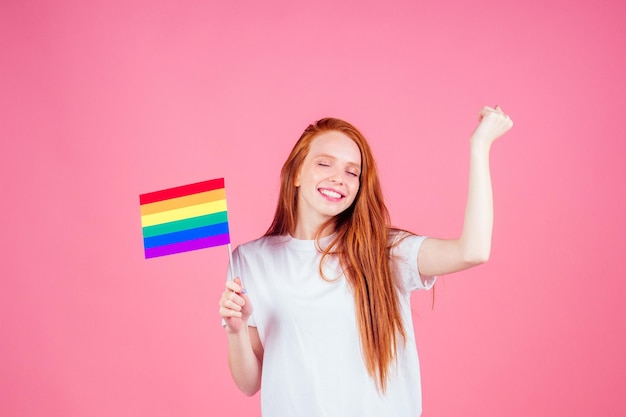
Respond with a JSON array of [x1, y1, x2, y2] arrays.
[[2, 1, 625, 416]]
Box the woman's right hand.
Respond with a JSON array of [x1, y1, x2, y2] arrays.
[[219, 277, 252, 333]]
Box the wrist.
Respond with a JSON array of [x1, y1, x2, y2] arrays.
[[469, 137, 492, 155], [225, 323, 249, 336]]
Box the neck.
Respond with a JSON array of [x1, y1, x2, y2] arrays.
[[292, 220, 335, 240]]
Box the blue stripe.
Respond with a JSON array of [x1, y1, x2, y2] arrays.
[[143, 221, 230, 249]]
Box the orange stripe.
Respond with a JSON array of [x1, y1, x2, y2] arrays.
[[140, 188, 226, 216]]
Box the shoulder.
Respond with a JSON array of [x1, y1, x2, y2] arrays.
[[388, 229, 435, 291], [387, 229, 427, 253]]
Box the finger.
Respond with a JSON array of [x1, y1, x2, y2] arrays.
[[219, 295, 245, 311], [234, 277, 247, 294], [221, 290, 245, 307], [481, 106, 509, 120], [225, 279, 243, 293], [229, 291, 246, 306], [493, 106, 512, 123], [219, 306, 242, 318], [495, 105, 511, 119], [222, 298, 243, 312], [478, 106, 494, 120]]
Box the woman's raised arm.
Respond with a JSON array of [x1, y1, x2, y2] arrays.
[[418, 105, 513, 277]]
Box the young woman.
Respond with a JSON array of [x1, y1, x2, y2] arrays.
[[219, 106, 513, 416]]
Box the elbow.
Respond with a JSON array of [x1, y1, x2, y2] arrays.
[[242, 388, 259, 397], [458, 238, 491, 267], [463, 251, 490, 266], [237, 381, 261, 397], [228, 353, 262, 397], [242, 387, 260, 397]]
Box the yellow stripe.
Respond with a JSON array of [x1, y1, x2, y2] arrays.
[[140, 188, 226, 216], [141, 199, 228, 227]]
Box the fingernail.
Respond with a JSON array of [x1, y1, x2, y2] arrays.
[[241, 289, 247, 294]]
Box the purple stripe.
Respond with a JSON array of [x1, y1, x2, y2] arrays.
[[144, 233, 230, 258]]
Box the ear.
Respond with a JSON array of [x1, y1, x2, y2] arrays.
[[294, 168, 301, 187]]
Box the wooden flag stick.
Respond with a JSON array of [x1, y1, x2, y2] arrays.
[[227, 243, 235, 281], [227, 242, 246, 293]]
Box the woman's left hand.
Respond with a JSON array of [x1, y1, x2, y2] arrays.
[[471, 105, 513, 147]]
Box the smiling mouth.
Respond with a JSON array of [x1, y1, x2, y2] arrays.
[[319, 188, 344, 199]]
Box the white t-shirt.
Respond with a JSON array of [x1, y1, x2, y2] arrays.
[[231, 232, 435, 417]]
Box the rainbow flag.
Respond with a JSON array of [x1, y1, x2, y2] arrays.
[[139, 178, 230, 259]]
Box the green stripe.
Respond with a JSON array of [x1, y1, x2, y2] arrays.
[[142, 211, 228, 238]]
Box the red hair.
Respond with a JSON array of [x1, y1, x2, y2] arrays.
[[265, 118, 406, 391]]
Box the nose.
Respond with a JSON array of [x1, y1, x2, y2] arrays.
[[330, 173, 343, 185]]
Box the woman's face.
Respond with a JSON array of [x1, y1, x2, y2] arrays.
[[294, 131, 362, 229]]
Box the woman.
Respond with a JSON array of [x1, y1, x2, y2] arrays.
[[219, 106, 513, 416]]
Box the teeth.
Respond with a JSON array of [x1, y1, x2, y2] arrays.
[[320, 189, 342, 198]]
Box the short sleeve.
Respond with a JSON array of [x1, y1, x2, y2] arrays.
[[221, 245, 258, 328], [230, 245, 258, 328], [390, 232, 436, 292]]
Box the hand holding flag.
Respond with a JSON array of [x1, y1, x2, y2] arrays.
[[139, 178, 237, 281]]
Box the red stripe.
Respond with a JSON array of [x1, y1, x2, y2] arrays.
[[140, 178, 225, 205]]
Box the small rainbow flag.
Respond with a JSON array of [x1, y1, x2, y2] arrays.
[[139, 178, 231, 259]]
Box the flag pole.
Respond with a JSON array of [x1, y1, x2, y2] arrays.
[[227, 242, 245, 293], [227, 243, 235, 281]]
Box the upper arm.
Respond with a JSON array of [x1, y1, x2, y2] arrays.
[[418, 237, 486, 277]]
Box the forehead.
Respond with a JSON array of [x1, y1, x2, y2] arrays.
[[307, 131, 362, 165]]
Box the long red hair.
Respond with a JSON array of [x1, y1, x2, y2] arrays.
[[265, 118, 406, 391]]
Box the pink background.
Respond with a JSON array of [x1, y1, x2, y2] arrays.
[[2, 1, 625, 416]]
